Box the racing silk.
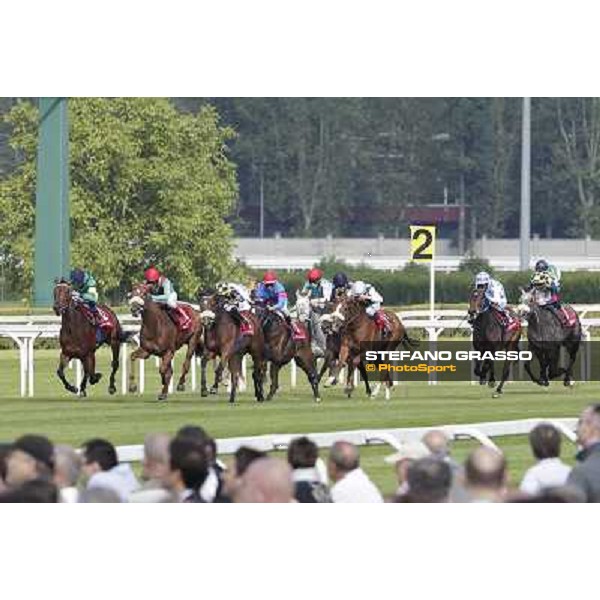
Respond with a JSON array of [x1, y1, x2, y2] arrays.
[[302, 279, 333, 301], [483, 279, 507, 311], [256, 281, 288, 311], [150, 275, 178, 308], [224, 282, 251, 311], [349, 281, 383, 317], [72, 272, 98, 304], [545, 264, 561, 294]]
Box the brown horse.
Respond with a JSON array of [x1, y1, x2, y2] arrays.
[[329, 297, 417, 399], [127, 282, 201, 401], [468, 288, 522, 397], [198, 292, 266, 403], [53, 280, 125, 397], [258, 307, 321, 402]]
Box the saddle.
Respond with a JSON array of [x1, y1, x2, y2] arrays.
[[238, 310, 255, 336], [79, 303, 114, 332], [544, 304, 578, 328], [166, 303, 195, 333], [374, 310, 392, 337], [264, 309, 307, 342], [491, 307, 520, 334]]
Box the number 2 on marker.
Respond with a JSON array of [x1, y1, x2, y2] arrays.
[[409, 225, 436, 262]]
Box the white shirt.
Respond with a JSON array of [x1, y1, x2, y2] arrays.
[[519, 458, 571, 495], [87, 463, 139, 502], [486, 279, 507, 310], [330, 468, 384, 503]]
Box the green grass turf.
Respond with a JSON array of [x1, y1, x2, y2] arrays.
[[0, 348, 590, 496]]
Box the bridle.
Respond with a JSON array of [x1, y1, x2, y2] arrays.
[[53, 281, 73, 315]]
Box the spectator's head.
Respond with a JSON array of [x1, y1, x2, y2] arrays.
[[576, 404, 600, 449], [81, 439, 118, 478], [0, 479, 58, 503], [404, 457, 452, 503], [234, 457, 294, 503], [168, 437, 209, 496], [0, 443, 11, 493], [142, 433, 171, 482], [422, 430, 451, 458], [287, 437, 319, 469], [234, 446, 267, 478], [6, 434, 55, 487], [53, 445, 82, 489], [465, 446, 507, 501], [328, 441, 360, 483], [529, 423, 562, 460], [176, 425, 216, 464]]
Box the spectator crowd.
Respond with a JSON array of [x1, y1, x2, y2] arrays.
[[1, 403, 600, 503]]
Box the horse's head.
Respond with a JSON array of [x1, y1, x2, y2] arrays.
[[53, 278, 72, 315], [196, 290, 218, 325], [128, 281, 150, 316], [516, 287, 534, 319], [294, 291, 311, 323], [468, 287, 486, 321], [323, 297, 362, 333]]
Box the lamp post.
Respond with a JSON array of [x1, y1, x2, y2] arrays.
[[520, 97, 531, 271]]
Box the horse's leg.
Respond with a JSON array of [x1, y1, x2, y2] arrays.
[[78, 355, 91, 398], [57, 352, 78, 395], [228, 354, 241, 404], [251, 354, 266, 402], [88, 352, 102, 386], [295, 350, 321, 403], [200, 354, 210, 397], [563, 340, 580, 387], [487, 359, 496, 388], [266, 362, 280, 401], [107, 339, 120, 395], [176, 340, 195, 392], [158, 351, 174, 401], [210, 359, 225, 394], [129, 346, 150, 394], [357, 360, 373, 397]]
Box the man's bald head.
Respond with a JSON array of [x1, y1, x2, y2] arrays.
[[235, 457, 294, 503], [422, 430, 450, 457], [143, 433, 171, 481], [577, 404, 600, 448], [327, 441, 360, 482], [465, 446, 506, 490]]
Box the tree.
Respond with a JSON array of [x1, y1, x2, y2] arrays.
[[0, 98, 240, 301]]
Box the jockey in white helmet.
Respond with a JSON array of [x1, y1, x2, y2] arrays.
[[474, 271, 509, 327], [348, 280, 391, 337]]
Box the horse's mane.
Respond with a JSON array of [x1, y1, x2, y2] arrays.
[[340, 297, 368, 324]]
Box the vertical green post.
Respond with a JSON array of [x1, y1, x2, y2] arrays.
[[34, 98, 70, 306]]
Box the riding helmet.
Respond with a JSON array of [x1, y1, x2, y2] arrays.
[[263, 270, 278, 284], [475, 271, 491, 287], [332, 272, 349, 288], [535, 259, 549, 272], [307, 268, 323, 283], [144, 266, 161, 283], [70, 268, 85, 286]]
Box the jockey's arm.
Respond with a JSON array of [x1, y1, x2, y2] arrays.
[[274, 286, 288, 311], [82, 286, 99, 304], [151, 277, 178, 306]]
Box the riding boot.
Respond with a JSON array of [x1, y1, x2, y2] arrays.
[[172, 305, 192, 331], [239, 311, 253, 336]]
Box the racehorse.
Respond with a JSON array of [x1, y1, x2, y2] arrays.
[[328, 297, 418, 399], [258, 305, 321, 403], [518, 288, 581, 387], [467, 288, 522, 397], [127, 282, 201, 401], [53, 279, 126, 397], [197, 292, 266, 403]]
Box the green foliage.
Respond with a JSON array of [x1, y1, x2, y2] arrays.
[[0, 98, 240, 300], [458, 255, 494, 277]]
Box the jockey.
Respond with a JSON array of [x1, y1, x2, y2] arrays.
[[70, 268, 103, 343], [474, 271, 509, 327], [216, 281, 253, 336], [301, 268, 333, 313], [143, 266, 192, 331], [331, 271, 351, 298], [530, 259, 562, 306], [256, 270, 289, 315], [348, 280, 391, 337]]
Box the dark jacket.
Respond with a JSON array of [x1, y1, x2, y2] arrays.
[[567, 442, 600, 502]]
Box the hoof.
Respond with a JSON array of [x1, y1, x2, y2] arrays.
[[487, 380, 496, 388], [209, 387, 218, 395], [564, 379, 574, 387], [157, 394, 168, 402], [90, 373, 102, 385], [492, 392, 501, 399], [314, 396, 322, 403], [78, 389, 87, 398], [129, 384, 138, 394], [108, 386, 117, 395], [176, 383, 185, 392], [200, 389, 208, 397], [479, 380, 486, 386], [66, 384, 78, 395]]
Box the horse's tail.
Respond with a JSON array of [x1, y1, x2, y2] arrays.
[[401, 333, 420, 348], [119, 329, 137, 343]]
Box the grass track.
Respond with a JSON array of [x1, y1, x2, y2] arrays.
[[0, 349, 591, 496]]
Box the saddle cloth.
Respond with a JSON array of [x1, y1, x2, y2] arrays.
[[80, 304, 114, 332]]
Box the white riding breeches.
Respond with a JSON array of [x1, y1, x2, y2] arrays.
[[366, 303, 380, 317]]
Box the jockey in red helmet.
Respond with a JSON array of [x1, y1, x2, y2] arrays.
[[256, 271, 288, 312], [143, 266, 192, 331], [301, 267, 333, 312]]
